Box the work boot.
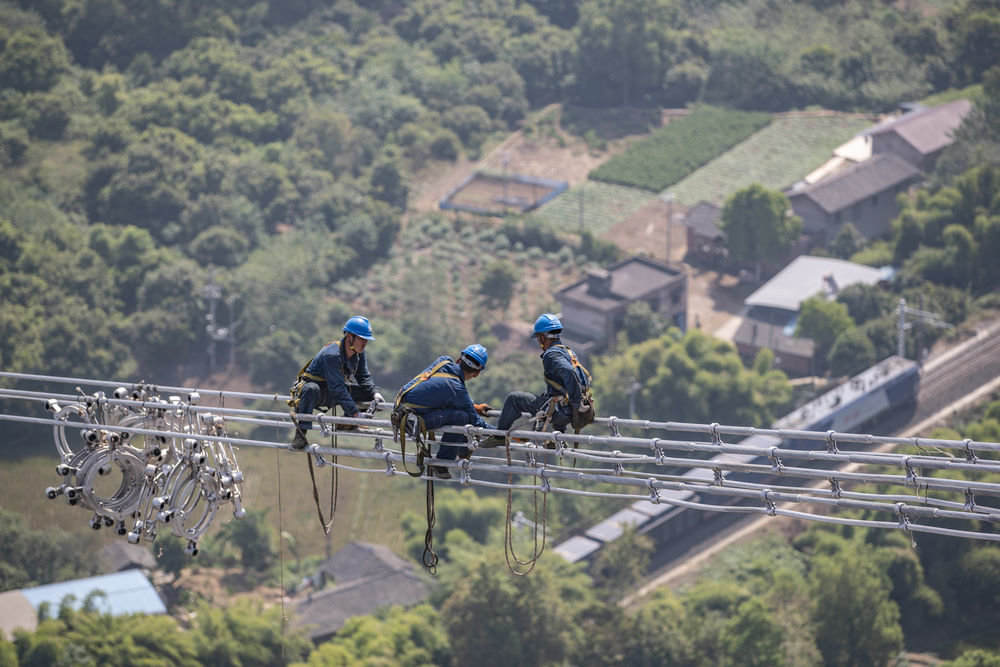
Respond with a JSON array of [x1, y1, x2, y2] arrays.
[[291, 429, 309, 450], [431, 466, 452, 480], [480, 435, 506, 448]]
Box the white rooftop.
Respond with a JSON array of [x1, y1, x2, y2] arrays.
[[745, 256, 885, 312]]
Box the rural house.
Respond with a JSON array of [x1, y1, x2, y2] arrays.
[[555, 255, 687, 359], [867, 98, 972, 171]]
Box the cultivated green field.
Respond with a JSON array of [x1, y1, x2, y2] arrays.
[[667, 112, 874, 206], [534, 181, 655, 236]]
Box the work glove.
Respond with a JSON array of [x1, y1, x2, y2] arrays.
[[372, 392, 385, 405], [576, 400, 591, 413], [474, 403, 492, 416]]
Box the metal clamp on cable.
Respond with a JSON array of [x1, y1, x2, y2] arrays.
[[964, 488, 976, 511], [539, 468, 551, 494], [761, 489, 776, 516], [650, 438, 664, 465], [383, 450, 396, 476], [964, 438, 978, 463], [902, 456, 916, 487], [647, 477, 660, 504], [608, 416, 620, 438], [894, 502, 911, 531], [826, 430, 839, 454], [829, 477, 842, 498], [710, 422, 721, 446], [459, 459, 472, 486], [768, 446, 783, 473], [713, 467, 723, 485]]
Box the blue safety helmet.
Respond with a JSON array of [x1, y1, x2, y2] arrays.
[[343, 316, 375, 340], [460, 344, 488, 371], [532, 313, 562, 337]]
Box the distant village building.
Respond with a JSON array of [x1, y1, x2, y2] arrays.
[[291, 541, 431, 644], [683, 201, 726, 265], [867, 99, 972, 171], [555, 255, 687, 359], [786, 152, 922, 245], [733, 256, 888, 375], [97, 542, 158, 574], [0, 570, 166, 639]]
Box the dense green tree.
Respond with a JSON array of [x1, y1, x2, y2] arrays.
[[0, 27, 68, 92], [442, 558, 579, 666], [590, 527, 653, 601], [809, 543, 903, 666], [624, 589, 693, 665], [218, 509, 276, 572], [827, 328, 877, 377], [622, 300, 669, 345], [719, 597, 785, 667], [796, 296, 855, 370], [575, 0, 677, 106], [478, 259, 519, 314], [720, 184, 803, 282], [305, 604, 451, 666]]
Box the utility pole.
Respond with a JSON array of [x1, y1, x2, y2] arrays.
[[896, 298, 952, 361], [660, 192, 676, 263], [203, 268, 241, 373]]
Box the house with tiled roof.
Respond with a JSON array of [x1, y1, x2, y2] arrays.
[[290, 541, 431, 643], [786, 152, 921, 245], [867, 99, 972, 171], [554, 255, 687, 359]]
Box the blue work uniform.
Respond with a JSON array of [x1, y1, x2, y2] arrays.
[[497, 340, 582, 431], [296, 339, 376, 428], [399, 356, 490, 460]]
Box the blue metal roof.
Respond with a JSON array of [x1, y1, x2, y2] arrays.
[[20, 569, 166, 616]]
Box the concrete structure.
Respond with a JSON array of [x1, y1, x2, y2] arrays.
[[291, 541, 431, 643], [786, 152, 921, 245], [555, 255, 687, 359], [732, 256, 888, 375], [0, 570, 166, 639]]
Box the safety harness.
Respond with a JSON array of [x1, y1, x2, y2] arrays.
[[390, 358, 463, 575], [539, 344, 596, 438]]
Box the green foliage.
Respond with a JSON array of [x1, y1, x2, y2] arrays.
[[720, 183, 803, 279], [592, 328, 793, 426], [306, 604, 451, 666], [217, 509, 277, 572], [590, 527, 653, 601], [0, 509, 94, 591], [795, 296, 855, 368], [0, 27, 69, 93], [809, 542, 903, 666], [827, 327, 877, 377], [441, 557, 581, 666], [477, 259, 519, 313], [622, 300, 670, 345], [590, 107, 773, 192]]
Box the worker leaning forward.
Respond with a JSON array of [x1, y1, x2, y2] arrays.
[[486, 313, 593, 446], [289, 316, 384, 449], [394, 344, 493, 479]]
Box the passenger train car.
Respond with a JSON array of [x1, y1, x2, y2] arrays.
[[553, 355, 921, 564]]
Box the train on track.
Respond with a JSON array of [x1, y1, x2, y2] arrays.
[[553, 355, 921, 564]]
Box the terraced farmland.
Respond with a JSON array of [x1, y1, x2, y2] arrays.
[[667, 112, 874, 207]]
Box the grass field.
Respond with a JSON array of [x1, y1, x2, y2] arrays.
[[533, 180, 656, 236]]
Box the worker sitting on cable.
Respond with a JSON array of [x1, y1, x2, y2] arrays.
[[289, 316, 384, 449], [485, 313, 592, 446], [394, 344, 493, 479]]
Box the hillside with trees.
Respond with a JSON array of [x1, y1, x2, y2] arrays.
[[2, 0, 1000, 664]]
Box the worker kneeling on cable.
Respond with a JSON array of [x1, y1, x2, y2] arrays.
[[288, 316, 384, 449], [393, 344, 494, 479]]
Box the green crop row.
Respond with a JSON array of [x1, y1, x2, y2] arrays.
[[588, 106, 773, 192]]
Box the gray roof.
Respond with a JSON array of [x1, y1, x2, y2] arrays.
[[292, 569, 430, 640], [556, 255, 682, 311], [732, 318, 816, 358], [18, 570, 166, 617], [787, 152, 920, 214], [98, 542, 158, 573], [744, 255, 884, 311], [685, 201, 723, 239], [315, 541, 415, 582], [867, 99, 971, 156]]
